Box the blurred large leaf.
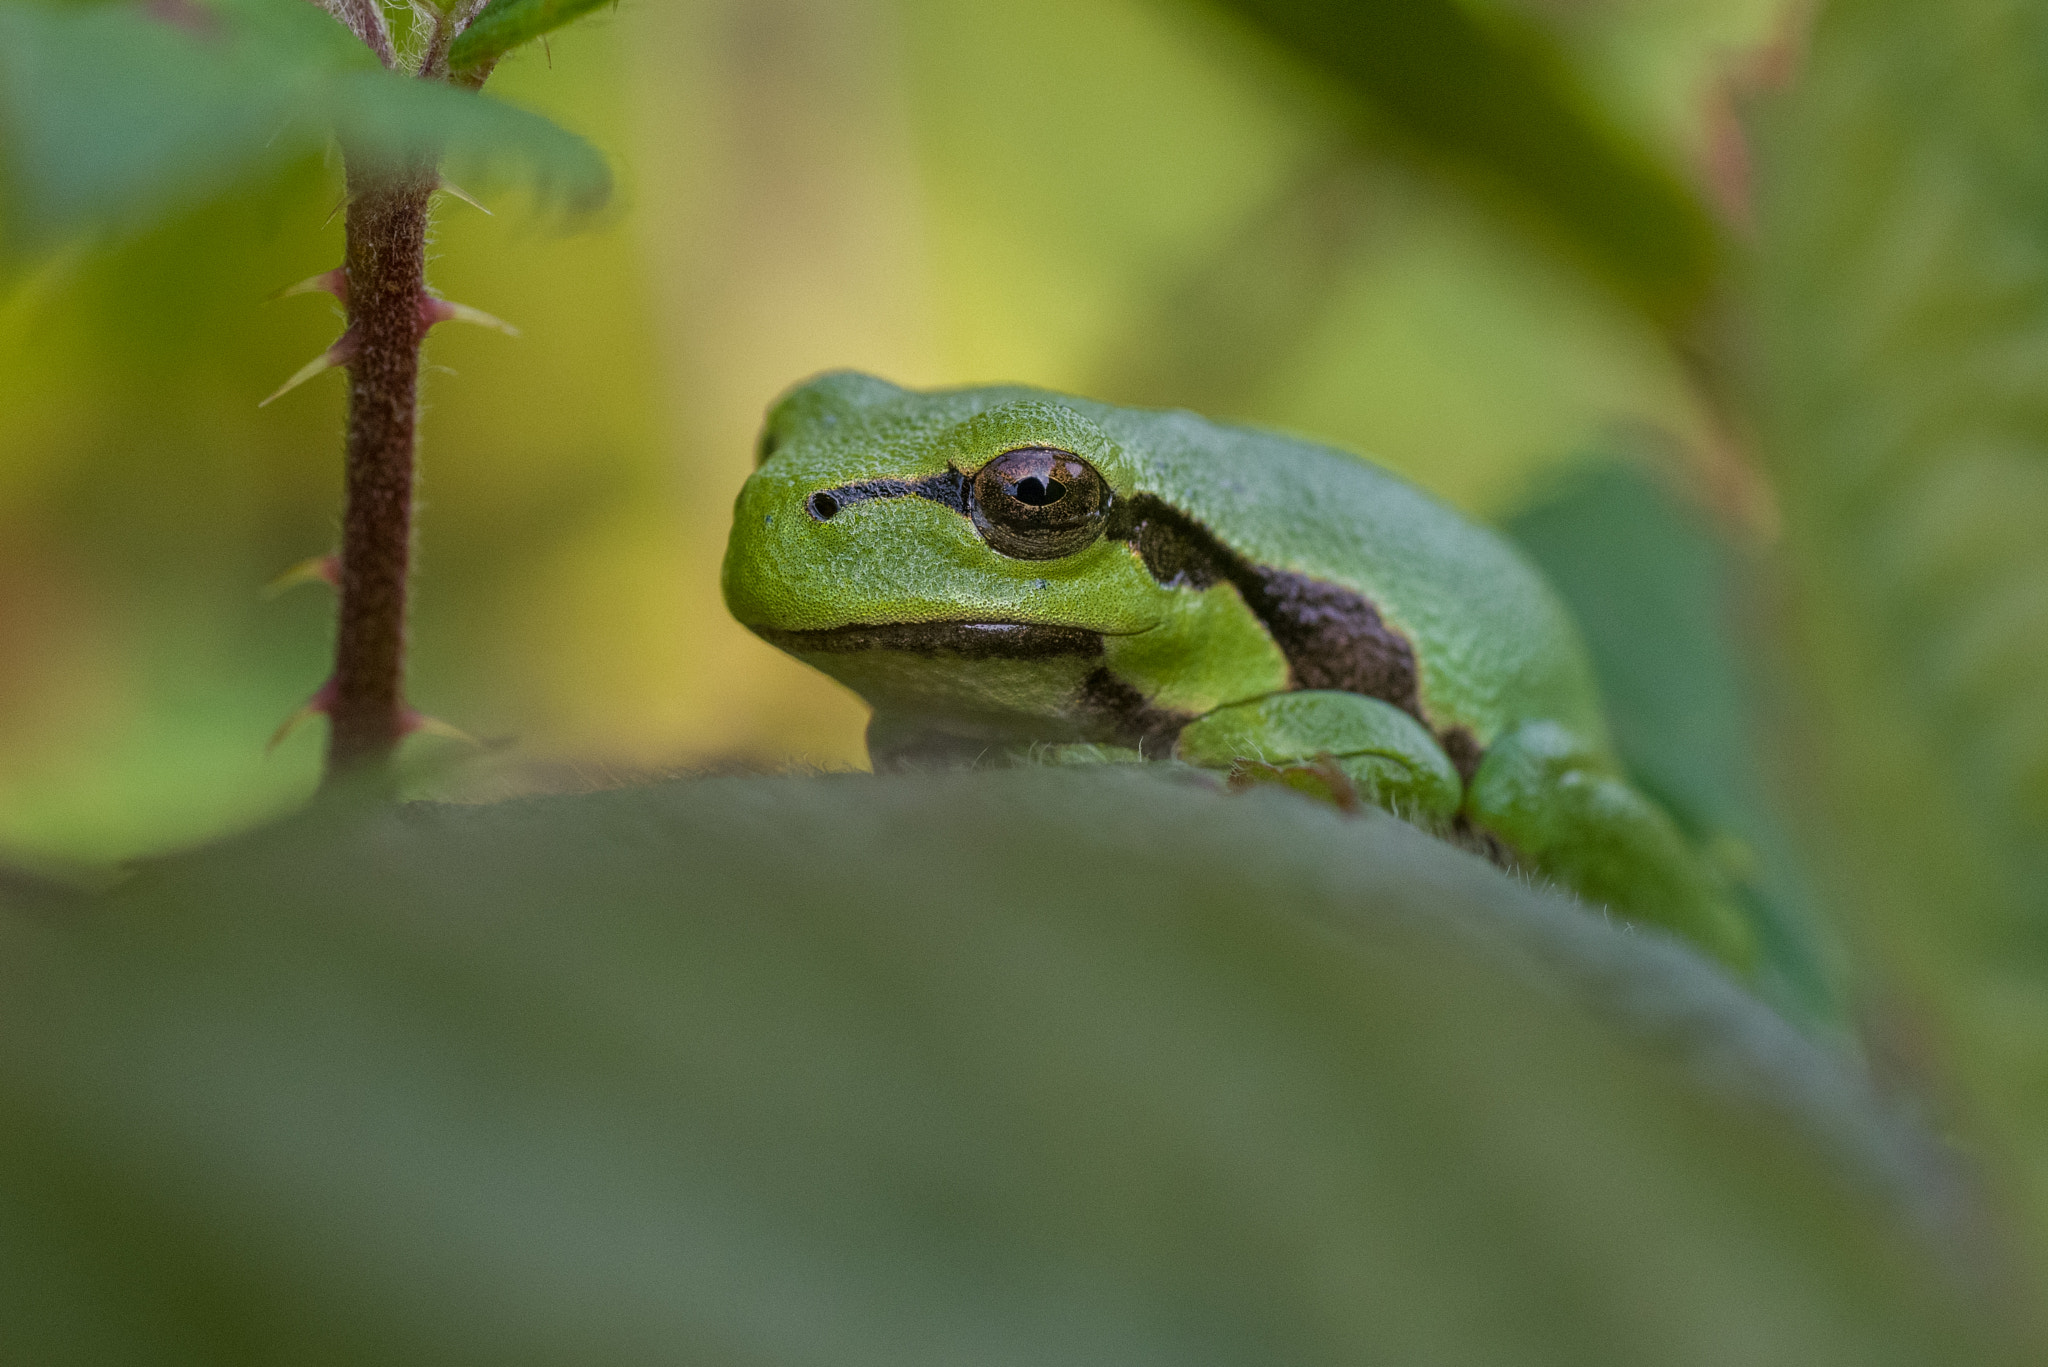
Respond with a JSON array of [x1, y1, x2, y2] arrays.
[[1099, 150, 1380, 415], [1203, 0, 1718, 327], [1747, 0, 2048, 1289], [0, 770, 2008, 1364], [0, 0, 608, 248]]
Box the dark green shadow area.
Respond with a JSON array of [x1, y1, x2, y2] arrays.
[[1204, 0, 1716, 327], [0, 767, 2012, 1365]]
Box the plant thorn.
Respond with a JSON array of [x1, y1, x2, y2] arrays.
[[267, 678, 337, 752], [436, 179, 492, 215], [263, 553, 341, 599], [401, 708, 482, 746], [259, 328, 360, 407], [272, 267, 348, 305], [420, 296, 520, 337]]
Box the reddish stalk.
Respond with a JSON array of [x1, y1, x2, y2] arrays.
[[285, 1, 520, 788], [324, 158, 437, 787]]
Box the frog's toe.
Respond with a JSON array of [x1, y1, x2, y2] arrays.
[[1466, 721, 1754, 969], [1178, 691, 1463, 824]]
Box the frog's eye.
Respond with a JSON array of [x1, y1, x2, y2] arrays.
[[969, 447, 1113, 560]]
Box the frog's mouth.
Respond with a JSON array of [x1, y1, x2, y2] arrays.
[[751, 621, 1108, 660]]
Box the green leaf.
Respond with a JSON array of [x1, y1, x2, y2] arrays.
[[0, 0, 608, 249], [448, 0, 613, 75], [1203, 0, 1718, 329], [0, 1, 331, 246], [0, 771, 2009, 1363]]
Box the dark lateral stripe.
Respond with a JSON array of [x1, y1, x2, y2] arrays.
[[810, 469, 970, 518], [1073, 666, 1193, 750], [1108, 493, 1428, 726], [1244, 566, 1424, 718], [753, 620, 1105, 660]]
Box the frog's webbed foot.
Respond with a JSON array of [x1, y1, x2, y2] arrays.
[[1465, 720, 1754, 969], [1175, 691, 1463, 827]]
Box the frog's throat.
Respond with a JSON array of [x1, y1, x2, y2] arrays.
[[753, 621, 1193, 761], [751, 620, 1109, 660]]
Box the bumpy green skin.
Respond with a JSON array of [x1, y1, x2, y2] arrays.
[[722, 372, 1752, 969]]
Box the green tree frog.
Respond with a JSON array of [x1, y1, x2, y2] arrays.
[[723, 372, 1752, 969]]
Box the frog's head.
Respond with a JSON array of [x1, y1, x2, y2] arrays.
[[721, 372, 1194, 762]]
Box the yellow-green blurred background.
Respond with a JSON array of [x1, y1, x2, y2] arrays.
[[0, 0, 1778, 864]]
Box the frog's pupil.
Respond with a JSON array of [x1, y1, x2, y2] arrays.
[[1014, 475, 1064, 506]]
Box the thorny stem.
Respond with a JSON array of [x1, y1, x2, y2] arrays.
[[297, 2, 530, 787], [324, 158, 436, 788], [314, 0, 508, 790]]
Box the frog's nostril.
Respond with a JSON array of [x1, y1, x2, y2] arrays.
[[808, 491, 840, 521]]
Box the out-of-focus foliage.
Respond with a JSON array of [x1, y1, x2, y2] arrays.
[[0, 772, 2008, 1365], [1206, 0, 1717, 326], [1093, 149, 1709, 513], [1747, 0, 2048, 1282], [0, 0, 607, 249], [448, 0, 615, 75]]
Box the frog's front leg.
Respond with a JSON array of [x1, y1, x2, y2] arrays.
[[1465, 720, 1753, 968], [1173, 691, 1464, 826]]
